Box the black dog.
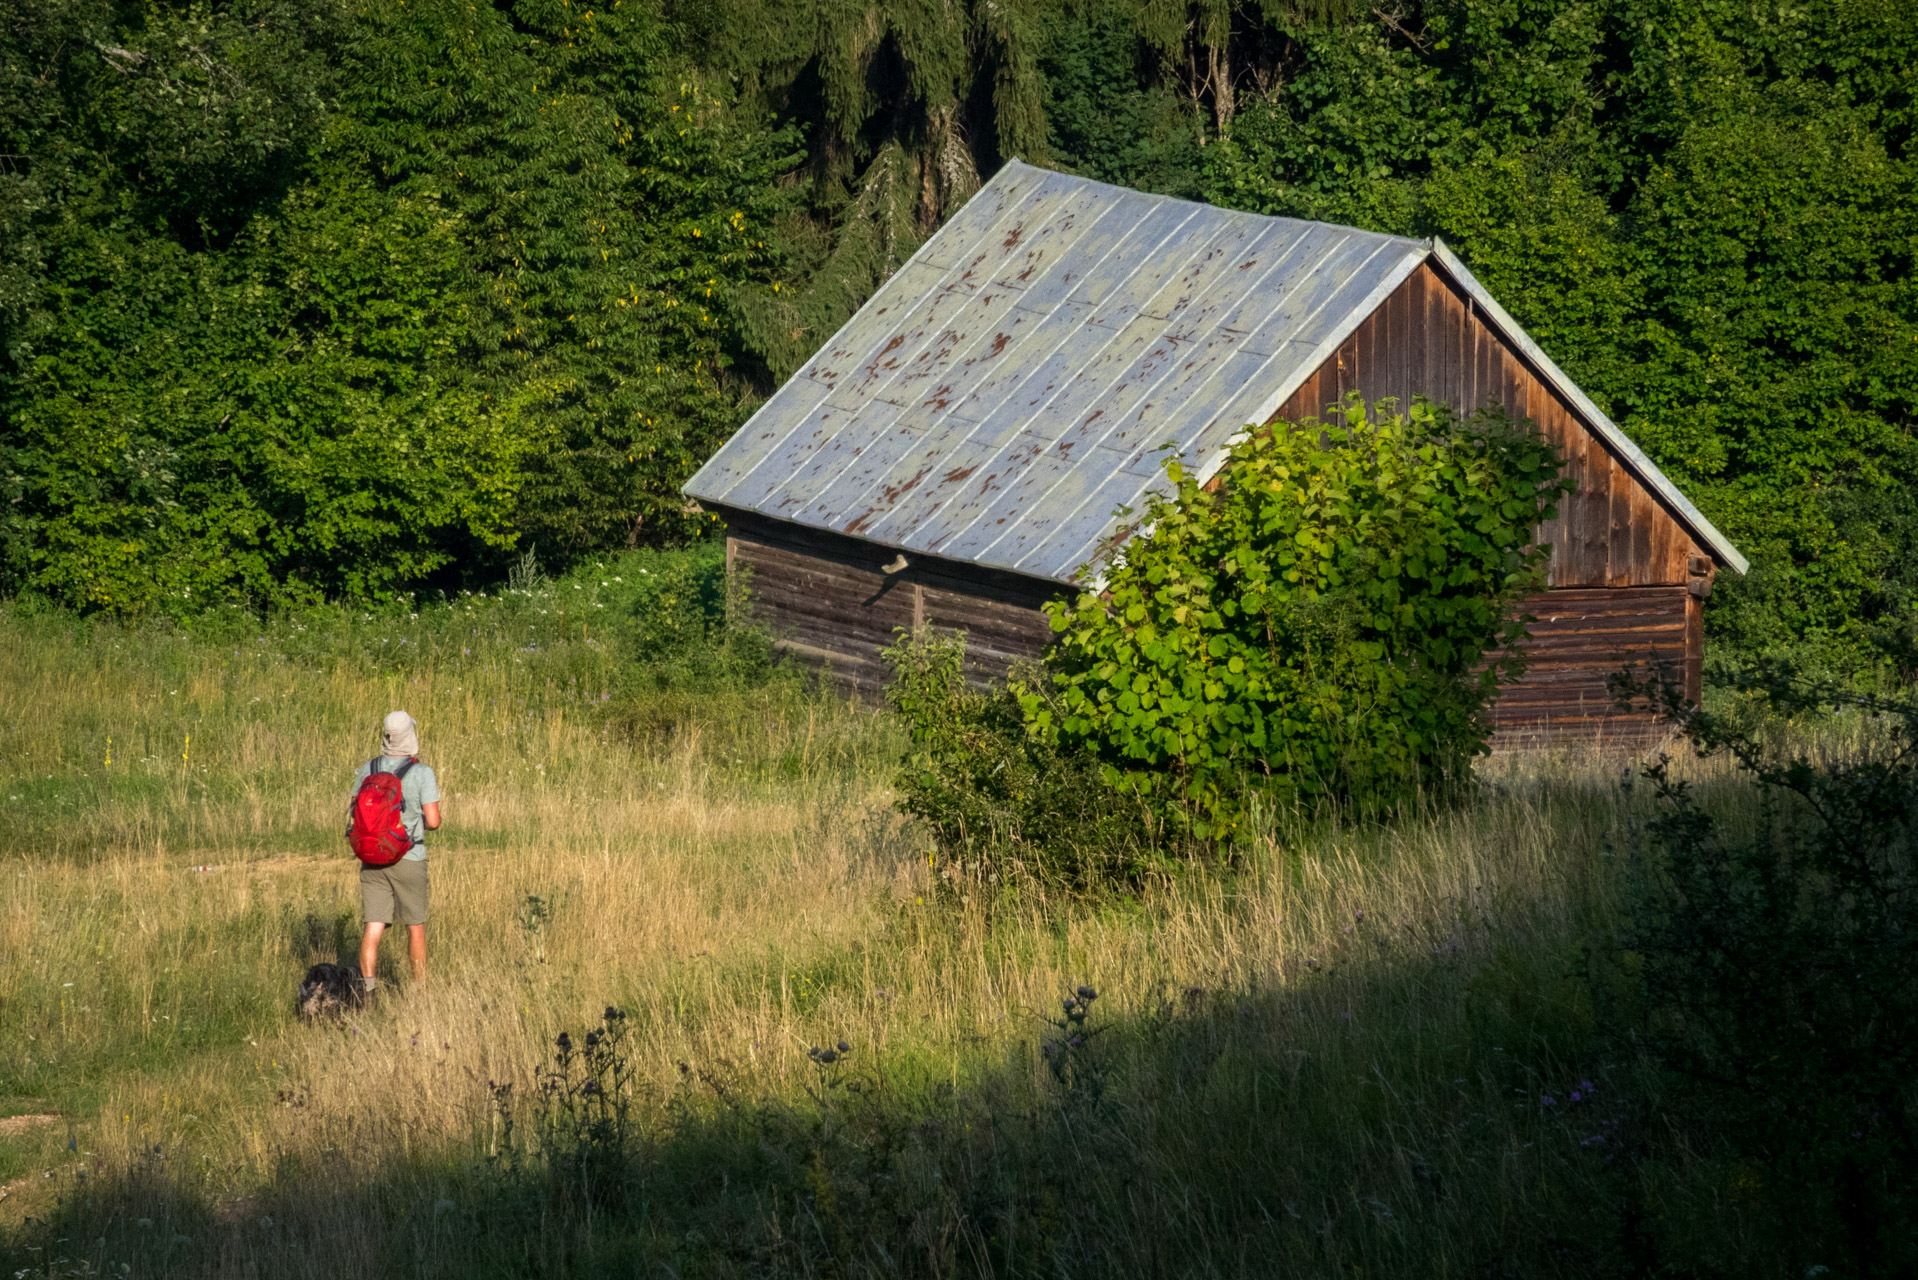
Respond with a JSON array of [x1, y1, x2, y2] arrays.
[[297, 963, 367, 1020]]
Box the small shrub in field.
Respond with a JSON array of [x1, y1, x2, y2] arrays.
[[615, 542, 780, 691], [1028, 394, 1570, 835], [1609, 665, 1918, 1271], [603, 541, 798, 745], [882, 627, 1158, 886]]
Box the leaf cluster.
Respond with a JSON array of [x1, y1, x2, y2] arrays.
[[1028, 394, 1568, 835], [883, 626, 1160, 888], [0, 0, 803, 611]]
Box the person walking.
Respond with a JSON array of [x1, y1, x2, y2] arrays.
[[347, 710, 441, 997]]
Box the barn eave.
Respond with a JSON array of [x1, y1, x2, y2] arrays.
[[1425, 239, 1748, 576]]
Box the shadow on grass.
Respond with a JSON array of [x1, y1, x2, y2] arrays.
[[11, 756, 1916, 1279], [3, 935, 1663, 1280], [287, 908, 361, 971]]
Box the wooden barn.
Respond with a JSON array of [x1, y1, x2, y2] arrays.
[[683, 162, 1747, 746]]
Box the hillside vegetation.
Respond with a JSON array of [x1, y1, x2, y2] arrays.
[[2, 0, 1915, 669]]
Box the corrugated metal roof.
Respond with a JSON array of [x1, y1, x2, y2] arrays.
[[685, 160, 1744, 584]]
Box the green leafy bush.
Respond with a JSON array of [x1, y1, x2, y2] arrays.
[[883, 626, 1157, 887], [1027, 395, 1569, 836], [1607, 665, 1918, 1271]]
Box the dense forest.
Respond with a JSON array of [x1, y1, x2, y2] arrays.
[[1, 0, 1913, 669]]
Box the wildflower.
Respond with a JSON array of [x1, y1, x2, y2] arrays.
[[1076, 985, 1097, 1001], [1541, 1095, 1557, 1108], [836, 1040, 850, 1053]]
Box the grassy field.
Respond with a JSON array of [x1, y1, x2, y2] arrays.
[[0, 547, 1787, 1277]]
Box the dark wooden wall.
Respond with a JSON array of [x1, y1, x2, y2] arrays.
[[723, 508, 1054, 691], [1274, 261, 1708, 591], [1493, 587, 1696, 747]]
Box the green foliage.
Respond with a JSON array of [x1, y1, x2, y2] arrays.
[[1037, 8, 1204, 197], [1028, 395, 1569, 834], [4, 0, 1914, 678], [1607, 663, 1918, 1271], [1199, 0, 1918, 671], [0, 0, 798, 611], [882, 626, 1155, 886]]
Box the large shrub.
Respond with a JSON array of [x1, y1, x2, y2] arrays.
[[884, 627, 1157, 887], [1025, 394, 1569, 836], [1607, 665, 1918, 1271]]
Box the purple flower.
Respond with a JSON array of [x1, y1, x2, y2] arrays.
[[1570, 1090, 1583, 1103], [1541, 1095, 1557, 1108]]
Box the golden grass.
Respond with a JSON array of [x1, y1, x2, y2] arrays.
[[0, 587, 1772, 1276]]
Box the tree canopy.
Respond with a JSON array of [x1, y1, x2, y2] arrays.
[[1, 0, 1913, 669]]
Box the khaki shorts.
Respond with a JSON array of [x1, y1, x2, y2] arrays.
[[361, 859, 429, 926]]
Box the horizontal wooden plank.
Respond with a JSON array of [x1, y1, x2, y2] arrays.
[[1482, 584, 1692, 745]]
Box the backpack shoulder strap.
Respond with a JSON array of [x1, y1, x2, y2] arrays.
[[395, 757, 416, 780]]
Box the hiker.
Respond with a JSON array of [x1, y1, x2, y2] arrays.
[[346, 710, 441, 996]]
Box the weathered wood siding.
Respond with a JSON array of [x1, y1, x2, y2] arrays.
[[1491, 587, 1696, 746], [1273, 261, 1705, 590], [723, 509, 1054, 691]]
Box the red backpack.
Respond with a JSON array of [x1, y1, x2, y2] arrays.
[[348, 758, 416, 867]]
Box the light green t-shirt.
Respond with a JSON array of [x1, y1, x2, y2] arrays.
[[351, 756, 440, 861]]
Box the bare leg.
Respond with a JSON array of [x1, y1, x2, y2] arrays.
[[360, 921, 386, 985], [406, 924, 427, 983]]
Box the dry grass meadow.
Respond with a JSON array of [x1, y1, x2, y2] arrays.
[[0, 549, 1782, 1278]]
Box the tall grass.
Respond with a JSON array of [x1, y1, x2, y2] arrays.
[[0, 550, 1801, 1276]]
